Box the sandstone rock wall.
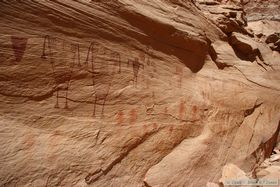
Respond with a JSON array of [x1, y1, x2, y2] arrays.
[[0, 0, 279, 186], [243, 0, 280, 22]]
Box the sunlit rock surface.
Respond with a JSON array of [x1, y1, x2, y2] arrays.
[[0, 0, 279, 186]]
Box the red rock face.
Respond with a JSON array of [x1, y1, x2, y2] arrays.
[[243, 0, 280, 21], [0, 0, 279, 187]]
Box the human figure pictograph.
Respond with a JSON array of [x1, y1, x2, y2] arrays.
[[116, 110, 124, 125], [85, 42, 95, 68], [62, 44, 80, 109], [41, 35, 50, 59], [11, 36, 28, 63], [179, 99, 186, 121], [92, 81, 112, 118], [91, 46, 116, 118], [129, 108, 137, 124], [41, 35, 61, 108], [41, 35, 57, 72], [74, 44, 81, 67], [131, 57, 144, 87], [85, 42, 99, 87]]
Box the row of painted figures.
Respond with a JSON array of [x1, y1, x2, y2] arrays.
[[9, 35, 183, 117]]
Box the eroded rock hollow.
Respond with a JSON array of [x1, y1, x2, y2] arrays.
[[0, 0, 279, 186]]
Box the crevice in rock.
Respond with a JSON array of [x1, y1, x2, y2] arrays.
[[244, 102, 262, 117], [143, 180, 152, 187], [228, 36, 261, 62], [85, 128, 161, 184], [250, 121, 280, 176], [246, 110, 262, 154], [264, 121, 280, 158], [85, 169, 103, 185], [209, 44, 233, 69], [233, 66, 280, 91], [0, 88, 56, 101]]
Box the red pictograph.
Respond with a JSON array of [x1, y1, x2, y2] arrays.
[[152, 123, 158, 130], [116, 110, 125, 125], [169, 126, 173, 133], [85, 42, 94, 67], [11, 36, 28, 62], [128, 56, 144, 87], [129, 108, 137, 124], [179, 99, 186, 121], [192, 105, 198, 119], [47, 130, 62, 164]]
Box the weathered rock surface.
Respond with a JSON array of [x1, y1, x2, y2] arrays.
[[243, 0, 280, 22], [265, 33, 280, 52], [219, 163, 249, 187], [0, 0, 279, 187], [196, 0, 248, 35], [248, 20, 280, 37]]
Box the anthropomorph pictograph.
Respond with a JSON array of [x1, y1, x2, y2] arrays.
[[11, 36, 28, 62], [179, 99, 186, 121], [192, 105, 198, 120], [54, 43, 80, 109], [64, 43, 81, 109], [41, 35, 57, 72], [85, 42, 99, 87], [41, 35, 60, 108], [91, 47, 115, 118], [116, 110, 124, 125], [139, 46, 152, 66], [92, 82, 112, 118], [129, 108, 137, 124], [41, 35, 50, 59], [85, 42, 95, 68], [129, 57, 144, 87], [41, 35, 57, 60], [46, 130, 62, 165]]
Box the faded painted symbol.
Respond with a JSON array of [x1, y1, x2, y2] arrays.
[[11, 36, 28, 62], [140, 46, 152, 66], [93, 83, 112, 118], [192, 105, 198, 120], [179, 99, 186, 121], [41, 35, 56, 61], [85, 42, 95, 68], [41, 35, 50, 59], [64, 44, 81, 109], [41, 35, 57, 71], [116, 110, 125, 125], [129, 108, 137, 124], [54, 43, 81, 109], [46, 130, 62, 164], [129, 57, 144, 87]]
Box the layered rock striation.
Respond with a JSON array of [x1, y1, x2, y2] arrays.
[[0, 0, 279, 186]]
